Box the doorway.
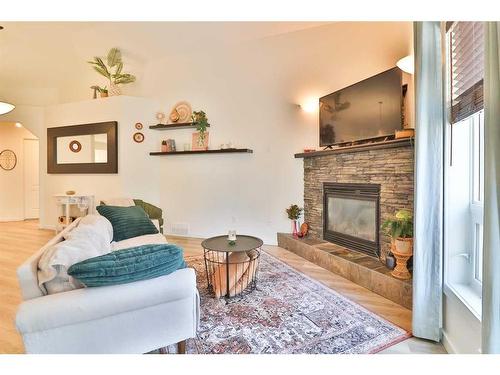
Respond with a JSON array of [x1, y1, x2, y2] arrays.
[[0, 122, 40, 221], [23, 138, 39, 219]]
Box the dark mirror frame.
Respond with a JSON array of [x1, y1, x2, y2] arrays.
[[47, 121, 118, 174]]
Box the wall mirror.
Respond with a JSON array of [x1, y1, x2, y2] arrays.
[[47, 121, 117, 173]]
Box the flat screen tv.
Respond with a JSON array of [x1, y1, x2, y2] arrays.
[[319, 67, 403, 147]]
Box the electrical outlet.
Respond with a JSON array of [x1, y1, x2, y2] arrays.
[[171, 223, 189, 235]]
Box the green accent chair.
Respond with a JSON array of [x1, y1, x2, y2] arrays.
[[133, 199, 164, 234]]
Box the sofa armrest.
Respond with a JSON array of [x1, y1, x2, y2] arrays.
[[16, 268, 197, 334]]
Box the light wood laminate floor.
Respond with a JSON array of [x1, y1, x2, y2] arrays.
[[0, 220, 445, 354]]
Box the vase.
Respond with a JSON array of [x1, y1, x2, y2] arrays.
[[109, 83, 121, 96], [292, 220, 299, 238], [395, 237, 413, 255]]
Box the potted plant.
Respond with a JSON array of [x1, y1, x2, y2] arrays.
[[382, 209, 413, 254], [98, 86, 108, 98], [88, 48, 136, 96], [382, 209, 413, 279], [286, 204, 303, 238], [191, 110, 210, 150]]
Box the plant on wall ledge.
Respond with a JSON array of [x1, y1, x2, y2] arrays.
[[88, 48, 136, 97], [192, 110, 210, 146]]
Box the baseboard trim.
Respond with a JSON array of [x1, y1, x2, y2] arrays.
[[0, 217, 25, 222], [442, 331, 457, 354]]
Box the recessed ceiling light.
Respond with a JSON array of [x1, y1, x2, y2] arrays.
[[15, 122, 23, 128]]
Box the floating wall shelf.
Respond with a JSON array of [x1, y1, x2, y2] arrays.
[[149, 123, 210, 130], [150, 148, 253, 156]]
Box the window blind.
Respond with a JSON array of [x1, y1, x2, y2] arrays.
[[449, 21, 484, 124]]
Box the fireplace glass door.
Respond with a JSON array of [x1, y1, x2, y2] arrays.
[[323, 183, 380, 257], [327, 196, 377, 242]]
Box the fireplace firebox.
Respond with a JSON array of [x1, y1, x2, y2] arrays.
[[323, 183, 380, 258]]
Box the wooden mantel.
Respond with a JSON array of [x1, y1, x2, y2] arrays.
[[294, 137, 414, 158]]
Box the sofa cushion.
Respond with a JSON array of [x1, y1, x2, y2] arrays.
[[112, 233, 168, 252], [68, 244, 186, 287], [96, 205, 159, 242]]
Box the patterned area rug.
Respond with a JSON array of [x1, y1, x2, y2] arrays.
[[173, 252, 409, 354]]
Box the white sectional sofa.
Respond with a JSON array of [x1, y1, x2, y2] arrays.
[[15, 217, 200, 354]]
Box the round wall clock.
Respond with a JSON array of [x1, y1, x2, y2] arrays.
[[0, 149, 17, 171], [133, 132, 145, 143], [135, 122, 143, 130], [69, 140, 82, 153]]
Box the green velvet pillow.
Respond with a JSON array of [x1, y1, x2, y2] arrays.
[[96, 205, 159, 242], [68, 244, 186, 287]]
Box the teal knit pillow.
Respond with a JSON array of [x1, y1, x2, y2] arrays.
[[68, 244, 186, 287], [96, 205, 158, 242]]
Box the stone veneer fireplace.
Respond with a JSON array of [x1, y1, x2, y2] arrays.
[[300, 139, 414, 260]]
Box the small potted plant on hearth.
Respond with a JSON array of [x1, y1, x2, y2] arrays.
[[382, 210, 413, 279], [286, 204, 303, 238]]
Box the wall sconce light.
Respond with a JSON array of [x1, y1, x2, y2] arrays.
[[397, 55, 414, 74], [300, 98, 318, 113]]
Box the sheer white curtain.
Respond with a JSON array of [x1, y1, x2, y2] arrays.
[[412, 21, 444, 342], [482, 21, 500, 354]]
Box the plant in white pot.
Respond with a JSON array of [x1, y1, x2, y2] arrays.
[[382, 210, 413, 279], [88, 48, 136, 96]]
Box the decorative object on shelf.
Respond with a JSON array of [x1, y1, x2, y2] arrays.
[[161, 141, 168, 152], [286, 204, 303, 238], [65, 190, 76, 195], [169, 101, 192, 123], [133, 132, 144, 143], [0, 149, 17, 171], [303, 148, 316, 153], [228, 230, 237, 241], [191, 110, 210, 150], [382, 209, 413, 279], [167, 139, 176, 152], [88, 47, 136, 97], [90, 85, 99, 99], [98, 86, 108, 98], [156, 112, 166, 125], [69, 140, 82, 153], [192, 132, 209, 151], [135, 122, 143, 130]]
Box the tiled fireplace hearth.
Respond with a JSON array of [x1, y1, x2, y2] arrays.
[[283, 139, 415, 308]]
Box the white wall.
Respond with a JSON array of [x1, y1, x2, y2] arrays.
[[139, 22, 413, 244], [40, 96, 160, 229], [10, 22, 413, 244], [0, 123, 39, 221]]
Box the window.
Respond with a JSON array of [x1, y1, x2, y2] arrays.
[[444, 22, 484, 317]]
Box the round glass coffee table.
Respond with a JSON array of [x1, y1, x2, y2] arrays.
[[201, 235, 263, 298]]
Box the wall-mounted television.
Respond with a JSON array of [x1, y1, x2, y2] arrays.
[[319, 67, 403, 147]]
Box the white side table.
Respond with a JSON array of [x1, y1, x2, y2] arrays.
[[54, 194, 95, 233]]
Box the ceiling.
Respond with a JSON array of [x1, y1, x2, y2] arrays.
[[0, 22, 330, 90]]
